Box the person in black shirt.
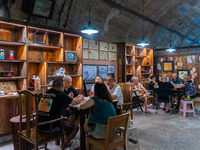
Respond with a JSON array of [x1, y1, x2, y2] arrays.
[[38, 78, 84, 148], [63, 75, 79, 98], [156, 75, 174, 113], [63, 75, 83, 119], [148, 75, 158, 91]]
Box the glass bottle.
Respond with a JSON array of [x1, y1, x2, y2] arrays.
[[0, 49, 5, 59], [10, 50, 14, 60]]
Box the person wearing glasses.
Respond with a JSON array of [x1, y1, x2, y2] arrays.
[[63, 75, 79, 98]]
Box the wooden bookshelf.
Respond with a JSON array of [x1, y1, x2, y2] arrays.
[[0, 41, 25, 46], [28, 43, 61, 50], [0, 76, 26, 80], [118, 42, 153, 82], [0, 21, 83, 135], [0, 60, 25, 63]]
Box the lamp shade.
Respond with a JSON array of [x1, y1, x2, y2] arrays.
[[166, 48, 176, 52], [81, 21, 98, 35], [137, 37, 149, 47]]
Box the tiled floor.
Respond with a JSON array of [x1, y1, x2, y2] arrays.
[[1, 104, 200, 150]]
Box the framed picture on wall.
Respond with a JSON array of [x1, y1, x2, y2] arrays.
[[177, 70, 190, 79], [88, 50, 98, 60], [98, 65, 108, 80], [163, 61, 174, 72], [108, 65, 115, 74], [83, 65, 97, 81]]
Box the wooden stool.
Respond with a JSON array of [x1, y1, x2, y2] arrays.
[[179, 100, 196, 117]]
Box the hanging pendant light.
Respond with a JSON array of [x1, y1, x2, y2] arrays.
[[137, 37, 149, 47], [81, 21, 98, 34], [166, 0, 176, 52], [137, 0, 149, 47], [81, 0, 98, 35], [166, 45, 176, 52]]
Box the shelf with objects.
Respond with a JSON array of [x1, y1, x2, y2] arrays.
[[0, 21, 83, 136], [118, 42, 153, 83], [0, 21, 27, 135]]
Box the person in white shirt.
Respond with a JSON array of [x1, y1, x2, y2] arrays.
[[106, 73, 123, 106], [132, 77, 151, 114]]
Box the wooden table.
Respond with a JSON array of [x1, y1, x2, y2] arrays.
[[70, 98, 118, 150]]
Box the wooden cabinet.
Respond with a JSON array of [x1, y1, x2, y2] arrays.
[[0, 21, 83, 135], [118, 42, 153, 82]]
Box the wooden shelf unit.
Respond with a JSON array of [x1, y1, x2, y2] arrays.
[[0, 21, 83, 135], [118, 42, 153, 82]]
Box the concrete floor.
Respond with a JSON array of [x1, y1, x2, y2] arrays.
[[0, 104, 200, 150]]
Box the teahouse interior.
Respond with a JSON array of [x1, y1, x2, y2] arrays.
[[0, 0, 200, 150]]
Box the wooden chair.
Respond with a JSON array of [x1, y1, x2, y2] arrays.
[[86, 113, 130, 150], [41, 84, 52, 94], [18, 90, 67, 150], [141, 79, 155, 107], [118, 83, 134, 119]]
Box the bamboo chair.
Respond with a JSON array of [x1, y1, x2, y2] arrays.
[[18, 90, 67, 150], [141, 78, 155, 107], [86, 113, 129, 150], [118, 83, 134, 119], [41, 84, 52, 94]]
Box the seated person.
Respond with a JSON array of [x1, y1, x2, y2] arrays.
[[63, 75, 79, 98], [38, 78, 84, 148], [106, 73, 123, 107], [80, 82, 116, 139], [157, 75, 174, 113], [173, 75, 196, 98], [169, 73, 183, 84], [148, 75, 158, 93], [63, 75, 83, 119], [89, 75, 103, 96], [132, 77, 151, 114]]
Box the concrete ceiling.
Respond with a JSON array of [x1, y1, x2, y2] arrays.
[[1, 0, 200, 49]]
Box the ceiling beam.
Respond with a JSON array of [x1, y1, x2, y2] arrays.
[[101, 0, 199, 44]]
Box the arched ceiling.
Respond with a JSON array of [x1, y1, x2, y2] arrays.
[[1, 0, 200, 49]]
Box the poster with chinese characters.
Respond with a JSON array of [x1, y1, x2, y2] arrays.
[[109, 43, 117, 52], [100, 42, 108, 51], [100, 51, 108, 60], [83, 49, 88, 59], [83, 39, 89, 49], [89, 50, 98, 59], [89, 40, 98, 50], [109, 52, 117, 61]]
